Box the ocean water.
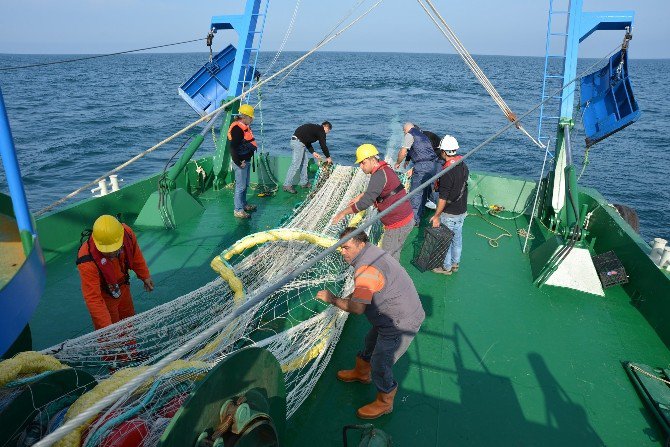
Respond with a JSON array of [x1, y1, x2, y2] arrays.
[[0, 52, 668, 241]]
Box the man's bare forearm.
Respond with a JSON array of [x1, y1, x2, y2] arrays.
[[434, 198, 448, 216]]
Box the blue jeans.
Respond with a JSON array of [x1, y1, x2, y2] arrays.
[[409, 161, 439, 223], [440, 213, 466, 270], [233, 162, 250, 212], [284, 138, 309, 187]]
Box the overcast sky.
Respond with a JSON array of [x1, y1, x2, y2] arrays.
[[1, 0, 668, 58]]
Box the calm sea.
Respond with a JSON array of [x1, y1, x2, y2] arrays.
[[0, 52, 668, 241]]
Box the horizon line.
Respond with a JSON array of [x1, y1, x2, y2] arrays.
[[1, 49, 668, 61]]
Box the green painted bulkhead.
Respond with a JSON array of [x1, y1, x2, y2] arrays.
[[24, 155, 670, 445]]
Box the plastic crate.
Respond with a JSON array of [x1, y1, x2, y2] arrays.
[[412, 225, 454, 272], [592, 250, 628, 289]]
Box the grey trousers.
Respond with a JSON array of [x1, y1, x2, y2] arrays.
[[359, 326, 418, 393], [284, 138, 309, 187], [381, 219, 414, 261]]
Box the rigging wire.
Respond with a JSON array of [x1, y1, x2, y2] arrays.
[[416, 0, 547, 150], [34, 41, 624, 447], [255, 0, 369, 100], [523, 137, 551, 253], [0, 38, 205, 72], [263, 0, 303, 75], [34, 0, 386, 217]]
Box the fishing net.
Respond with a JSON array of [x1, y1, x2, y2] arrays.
[[13, 165, 383, 446]]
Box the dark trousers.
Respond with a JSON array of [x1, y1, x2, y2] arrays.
[[409, 161, 439, 223], [358, 326, 418, 393]]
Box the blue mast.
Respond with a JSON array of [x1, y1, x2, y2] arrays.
[[532, 0, 634, 286], [0, 87, 46, 356], [542, 0, 634, 234], [0, 88, 37, 253]]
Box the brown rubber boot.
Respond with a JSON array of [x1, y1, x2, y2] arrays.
[[356, 387, 398, 419], [336, 356, 372, 384]]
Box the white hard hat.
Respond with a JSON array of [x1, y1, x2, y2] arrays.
[[439, 134, 459, 153]]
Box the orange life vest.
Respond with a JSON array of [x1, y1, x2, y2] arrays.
[[76, 224, 136, 299], [227, 121, 258, 147]]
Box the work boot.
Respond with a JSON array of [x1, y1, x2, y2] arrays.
[[234, 210, 251, 219], [357, 388, 398, 419], [244, 204, 257, 212], [300, 182, 311, 189], [337, 356, 372, 384], [283, 185, 297, 194]]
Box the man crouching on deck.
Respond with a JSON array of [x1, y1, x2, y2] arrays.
[[317, 227, 425, 419]]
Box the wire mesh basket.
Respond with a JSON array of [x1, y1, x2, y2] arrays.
[[592, 250, 628, 289], [412, 225, 454, 272]]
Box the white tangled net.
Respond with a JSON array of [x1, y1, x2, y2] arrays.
[[13, 165, 381, 446]]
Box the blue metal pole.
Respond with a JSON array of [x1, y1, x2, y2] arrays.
[[559, 0, 582, 120], [0, 87, 35, 253]]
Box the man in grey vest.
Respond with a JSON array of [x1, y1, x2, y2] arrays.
[[317, 228, 425, 419]]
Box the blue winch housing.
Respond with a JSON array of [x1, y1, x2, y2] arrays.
[[580, 49, 641, 147]]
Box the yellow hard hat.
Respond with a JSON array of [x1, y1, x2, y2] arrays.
[[238, 104, 255, 118], [355, 144, 379, 163], [92, 215, 124, 253]]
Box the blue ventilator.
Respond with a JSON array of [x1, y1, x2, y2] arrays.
[[580, 48, 641, 147]]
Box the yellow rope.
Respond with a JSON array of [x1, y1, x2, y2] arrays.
[[348, 210, 367, 227], [220, 229, 337, 261], [0, 352, 67, 387], [210, 257, 245, 303], [281, 320, 335, 373], [469, 195, 536, 247], [469, 209, 512, 248], [281, 338, 328, 373], [211, 229, 338, 304], [55, 361, 209, 447], [629, 364, 670, 386]]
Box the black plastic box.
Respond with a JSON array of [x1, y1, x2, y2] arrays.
[[412, 225, 454, 272], [592, 250, 628, 289]]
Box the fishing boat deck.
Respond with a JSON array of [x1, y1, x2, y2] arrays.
[[28, 172, 669, 446], [290, 213, 669, 446]]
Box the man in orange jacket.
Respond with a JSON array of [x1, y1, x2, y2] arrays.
[[76, 215, 154, 330]]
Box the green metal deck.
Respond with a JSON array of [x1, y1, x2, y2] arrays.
[[25, 160, 670, 446], [30, 184, 307, 349], [290, 213, 669, 446]]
